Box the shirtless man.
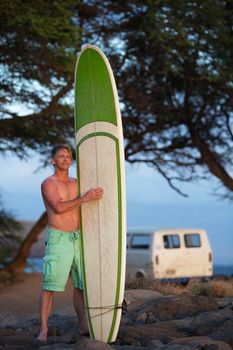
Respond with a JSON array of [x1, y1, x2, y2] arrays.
[[37, 144, 103, 341]]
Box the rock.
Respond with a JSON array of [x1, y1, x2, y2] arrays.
[[119, 316, 133, 326], [16, 327, 23, 332], [39, 345, 71, 350], [126, 291, 218, 329], [169, 336, 232, 350], [30, 318, 40, 326], [123, 289, 163, 318], [75, 337, 114, 349], [215, 298, 233, 309], [56, 333, 75, 343], [136, 311, 147, 323], [125, 289, 163, 303], [0, 327, 39, 349], [27, 325, 40, 335], [112, 346, 148, 350], [118, 322, 180, 347], [47, 333, 77, 344], [0, 313, 18, 327], [160, 345, 192, 350], [119, 336, 142, 347], [174, 304, 233, 333], [149, 294, 218, 321], [46, 315, 78, 335], [149, 338, 164, 347], [1, 288, 233, 350], [172, 305, 233, 346], [146, 311, 158, 324], [60, 318, 78, 329], [206, 319, 233, 348], [135, 310, 159, 325], [47, 325, 60, 337]]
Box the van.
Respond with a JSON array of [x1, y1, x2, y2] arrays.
[[126, 228, 213, 280]]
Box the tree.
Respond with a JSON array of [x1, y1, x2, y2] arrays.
[[0, 0, 81, 159], [0, 0, 82, 269], [97, 0, 233, 198], [1, 0, 232, 198], [0, 196, 23, 264], [0, 0, 107, 271], [3, 212, 47, 273]]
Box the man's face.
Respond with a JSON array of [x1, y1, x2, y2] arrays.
[[51, 148, 72, 170]]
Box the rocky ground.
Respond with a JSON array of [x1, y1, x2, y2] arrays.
[[0, 289, 233, 350]]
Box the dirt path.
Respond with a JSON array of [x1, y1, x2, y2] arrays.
[[0, 273, 76, 323]]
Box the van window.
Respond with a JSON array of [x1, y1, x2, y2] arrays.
[[131, 234, 150, 249], [163, 234, 180, 249], [184, 233, 201, 247]]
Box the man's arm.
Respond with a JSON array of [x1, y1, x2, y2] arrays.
[[41, 180, 103, 214]]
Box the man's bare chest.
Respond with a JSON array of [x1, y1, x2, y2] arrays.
[[57, 182, 77, 201]]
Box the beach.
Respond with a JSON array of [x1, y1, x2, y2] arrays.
[[0, 272, 233, 349], [0, 273, 76, 324]]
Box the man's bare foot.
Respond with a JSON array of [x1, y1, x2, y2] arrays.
[[36, 330, 47, 342], [80, 330, 90, 337], [80, 326, 89, 337]]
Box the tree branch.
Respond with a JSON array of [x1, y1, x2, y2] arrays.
[[0, 79, 73, 126], [188, 124, 233, 192]]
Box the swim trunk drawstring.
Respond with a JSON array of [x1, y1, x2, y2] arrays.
[[69, 231, 80, 242]]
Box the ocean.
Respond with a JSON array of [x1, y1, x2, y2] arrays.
[[213, 264, 233, 277], [24, 258, 233, 277]]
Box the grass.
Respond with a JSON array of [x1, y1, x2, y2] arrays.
[[125, 276, 187, 295], [186, 278, 233, 297], [125, 276, 233, 298], [209, 278, 233, 297]]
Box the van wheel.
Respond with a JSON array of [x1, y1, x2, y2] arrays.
[[136, 272, 145, 281]]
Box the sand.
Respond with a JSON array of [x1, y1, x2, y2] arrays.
[[0, 273, 77, 323]]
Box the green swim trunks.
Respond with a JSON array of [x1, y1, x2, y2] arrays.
[[42, 228, 83, 292]]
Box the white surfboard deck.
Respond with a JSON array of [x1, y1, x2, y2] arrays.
[[74, 45, 126, 343]]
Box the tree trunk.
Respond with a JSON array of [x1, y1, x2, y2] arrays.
[[2, 212, 48, 274], [189, 125, 233, 192]]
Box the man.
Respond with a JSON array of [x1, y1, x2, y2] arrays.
[[37, 144, 103, 341]]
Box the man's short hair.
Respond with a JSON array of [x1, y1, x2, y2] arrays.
[[51, 144, 73, 159]]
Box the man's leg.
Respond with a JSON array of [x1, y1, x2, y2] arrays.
[[37, 289, 54, 341], [73, 287, 89, 335]]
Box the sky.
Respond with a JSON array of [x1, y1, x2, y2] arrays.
[[1, 154, 233, 265]]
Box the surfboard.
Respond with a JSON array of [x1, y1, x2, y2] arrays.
[[74, 45, 126, 343]]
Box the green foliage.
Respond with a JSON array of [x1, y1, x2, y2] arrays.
[[0, 0, 81, 158], [0, 0, 233, 197], [0, 197, 23, 263], [0, 209, 22, 238], [0, 197, 22, 237], [99, 0, 233, 196]]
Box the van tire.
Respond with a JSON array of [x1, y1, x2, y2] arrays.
[[136, 272, 145, 281]]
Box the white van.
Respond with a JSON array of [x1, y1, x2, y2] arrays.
[[126, 228, 213, 280]]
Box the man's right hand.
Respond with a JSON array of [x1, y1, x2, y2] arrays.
[[83, 187, 104, 203]]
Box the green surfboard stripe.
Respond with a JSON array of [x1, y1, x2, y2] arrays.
[[77, 159, 95, 339], [76, 132, 122, 343], [75, 48, 117, 130], [107, 134, 122, 343]]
